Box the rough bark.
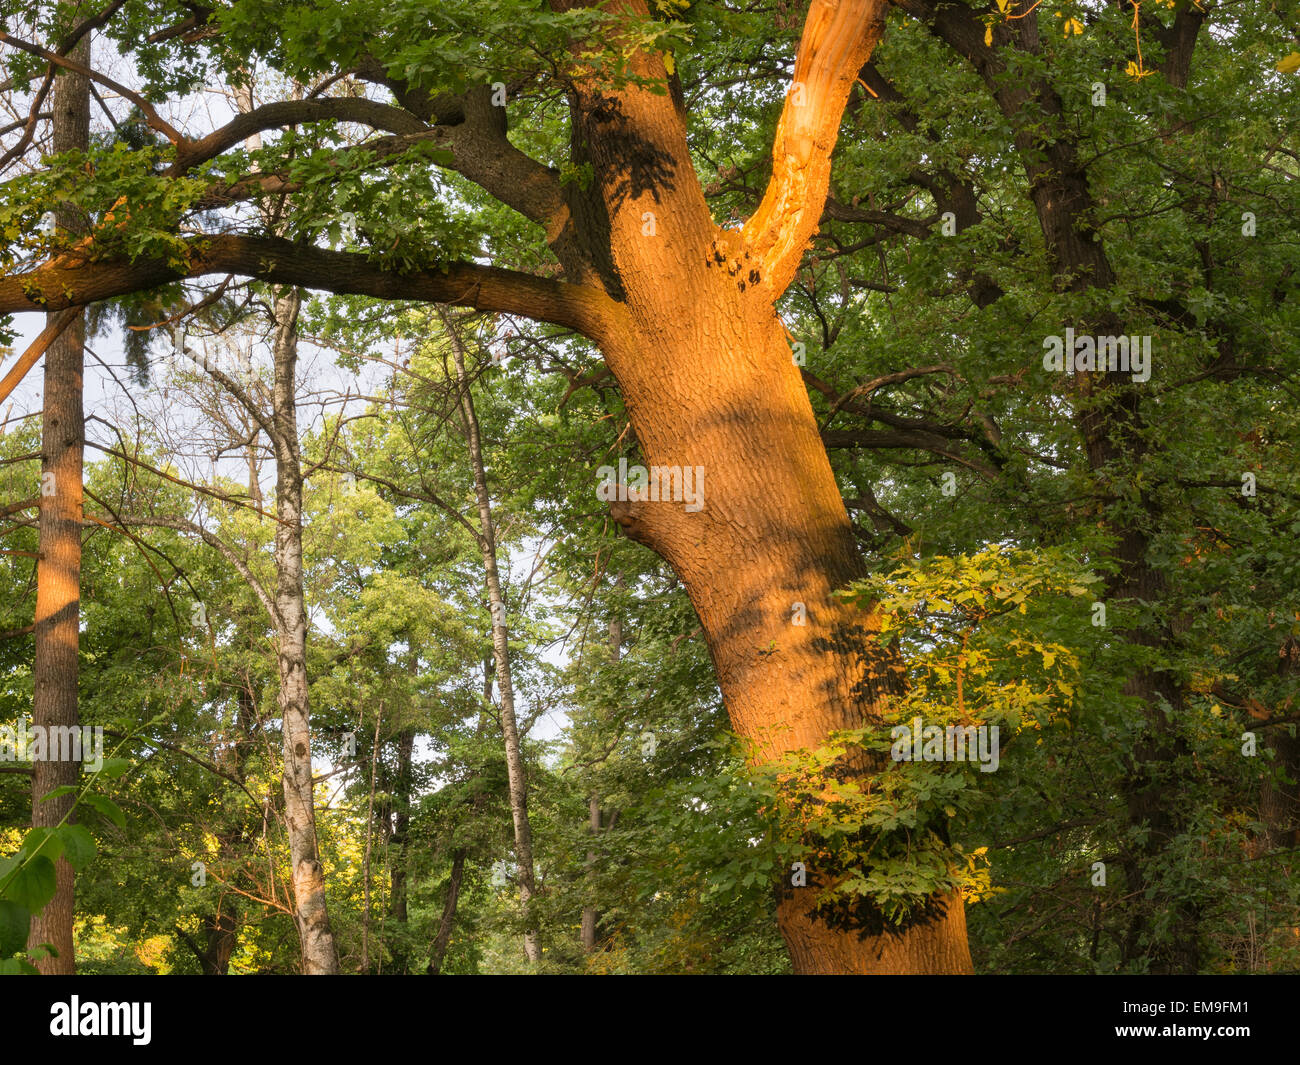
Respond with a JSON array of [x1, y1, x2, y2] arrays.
[[540, 0, 972, 973], [270, 289, 340, 974], [28, 30, 90, 976], [445, 309, 541, 964]]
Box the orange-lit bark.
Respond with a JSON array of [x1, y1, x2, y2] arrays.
[[28, 35, 89, 975], [546, 0, 972, 972]]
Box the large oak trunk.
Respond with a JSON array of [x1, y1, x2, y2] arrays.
[[551, 0, 972, 973], [605, 293, 974, 973]]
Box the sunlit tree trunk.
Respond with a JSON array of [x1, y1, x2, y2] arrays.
[[544, 0, 973, 973], [28, 31, 90, 976]]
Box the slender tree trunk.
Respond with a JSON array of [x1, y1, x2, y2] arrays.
[[444, 309, 541, 964], [28, 31, 90, 976], [270, 289, 340, 973], [581, 602, 621, 954], [388, 725, 414, 972], [360, 708, 382, 972], [427, 848, 467, 974], [580, 793, 601, 954]]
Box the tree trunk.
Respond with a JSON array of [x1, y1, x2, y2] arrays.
[[444, 309, 541, 963], [605, 303, 972, 972], [426, 848, 467, 974], [538, 0, 972, 973], [388, 725, 415, 972], [360, 709, 383, 972], [270, 289, 340, 974], [28, 31, 90, 976], [1258, 639, 1300, 854], [201, 909, 238, 975], [581, 602, 621, 954], [580, 793, 601, 954]]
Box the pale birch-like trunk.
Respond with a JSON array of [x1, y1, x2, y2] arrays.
[[270, 290, 340, 973], [444, 309, 541, 964]]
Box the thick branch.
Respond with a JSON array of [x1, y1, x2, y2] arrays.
[[0, 235, 625, 342], [168, 98, 430, 175], [742, 0, 888, 296]]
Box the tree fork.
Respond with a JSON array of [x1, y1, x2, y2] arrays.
[[558, 0, 972, 973]]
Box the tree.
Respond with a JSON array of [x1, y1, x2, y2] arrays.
[[2, 0, 1297, 975], [443, 309, 542, 963], [27, 20, 89, 976]]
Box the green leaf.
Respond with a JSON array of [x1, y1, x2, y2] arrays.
[[55, 825, 96, 873], [21, 827, 63, 865], [0, 956, 39, 975], [38, 785, 79, 803], [3, 855, 57, 912], [95, 757, 131, 779], [82, 793, 126, 828], [0, 899, 29, 957]]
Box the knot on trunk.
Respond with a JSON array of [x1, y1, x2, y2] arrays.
[[608, 494, 704, 562]]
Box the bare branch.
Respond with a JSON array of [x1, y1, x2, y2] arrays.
[[106, 513, 281, 629], [0, 30, 183, 143]]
